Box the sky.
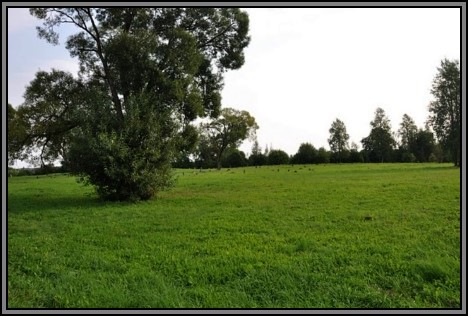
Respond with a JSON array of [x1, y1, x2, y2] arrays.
[[7, 7, 461, 166]]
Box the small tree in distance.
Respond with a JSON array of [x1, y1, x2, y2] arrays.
[[200, 108, 258, 169], [249, 140, 267, 166], [361, 108, 396, 163], [328, 118, 349, 163]]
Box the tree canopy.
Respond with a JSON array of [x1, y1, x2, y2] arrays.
[[427, 58, 460, 167], [199, 107, 258, 169], [17, 8, 250, 200], [291, 143, 317, 164], [267, 149, 289, 165], [398, 114, 418, 152], [328, 118, 349, 163], [361, 108, 395, 163]]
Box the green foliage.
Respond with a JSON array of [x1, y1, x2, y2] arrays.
[[427, 59, 460, 167], [432, 143, 449, 163], [428, 153, 438, 163], [66, 93, 175, 201], [328, 119, 349, 162], [361, 108, 396, 163], [8, 164, 460, 308], [410, 129, 435, 163], [397, 114, 435, 163], [398, 114, 418, 151], [221, 148, 247, 168], [348, 150, 364, 163], [347, 142, 364, 163], [401, 152, 417, 163], [200, 107, 258, 169], [25, 8, 251, 200], [267, 149, 289, 165], [291, 143, 317, 164], [247, 140, 267, 166], [8, 103, 25, 165], [316, 147, 330, 164], [194, 133, 217, 169], [18, 70, 84, 166]]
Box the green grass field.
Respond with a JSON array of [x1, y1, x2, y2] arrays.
[[7, 163, 460, 308]]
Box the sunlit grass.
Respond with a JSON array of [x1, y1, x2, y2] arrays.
[[8, 163, 460, 308]]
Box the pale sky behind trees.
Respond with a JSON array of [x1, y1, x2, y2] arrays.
[[7, 7, 461, 166]]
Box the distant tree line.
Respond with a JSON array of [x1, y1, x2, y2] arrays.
[[8, 164, 66, 177], [172, 104, 456, 170], [172, 58, 459, 169], [172, 107, 450, 169]]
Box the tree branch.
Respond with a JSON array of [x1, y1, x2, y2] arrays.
[[198, 22, 234, 48], [82, 8, 125, 125]]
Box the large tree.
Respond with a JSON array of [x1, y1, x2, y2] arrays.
[[328, 118, 349, 163], [361, 107, 396, 163], [22, 8, 250, 200], [200, 107, 258, 169], [427, 59, 460, 167]]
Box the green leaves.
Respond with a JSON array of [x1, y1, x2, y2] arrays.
[[398, 114, 417, 151], [361, 108, 395, 163], [24, 8, 251, 200], [199, 108, 258, 169], [427, 59, 460, 166], [328, 119, 349, 162], [9, 70, 83, 166]]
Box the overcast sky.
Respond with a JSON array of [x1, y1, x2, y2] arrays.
[[7, 7, 461, 164]]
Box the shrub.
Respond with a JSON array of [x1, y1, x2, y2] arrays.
[[268, 150, 290, 165]]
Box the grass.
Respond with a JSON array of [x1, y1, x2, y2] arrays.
[[7, 163, 461, 308]]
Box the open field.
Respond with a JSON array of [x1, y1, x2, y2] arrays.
[[7, 163, 460, 308]]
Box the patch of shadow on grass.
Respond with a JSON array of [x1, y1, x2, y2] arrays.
[[416, 164, 460, 172], [8, 194, 106, 214], [411, 261, 449, 283]]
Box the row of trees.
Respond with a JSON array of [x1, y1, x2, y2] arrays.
[[173, 101, 456, 169], [173, 58, 460, 169], [360, 59, 460, 166]]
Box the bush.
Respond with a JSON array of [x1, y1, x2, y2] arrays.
[[316, 147, 330, 164], [248, 153, 267, 166], [348, 150, 364, 163], [222, 149, 247, 168], [428, 153, 438, 163], [66, 94, 175, 201], [268, 149, 289, 165], [291, 143, 317, 164], [402, 152, 417, 163]]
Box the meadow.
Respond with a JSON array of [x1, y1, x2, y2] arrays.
[[7, 163, 461, 308]]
